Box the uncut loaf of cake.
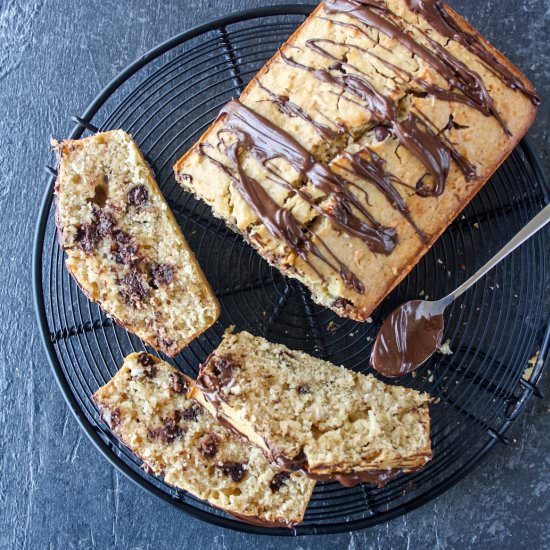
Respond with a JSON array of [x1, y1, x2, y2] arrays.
[[93, 353, 315, 527], [194, 331, 432, 485], [54, 130, 219, 356], [174, 0, 539, 321]]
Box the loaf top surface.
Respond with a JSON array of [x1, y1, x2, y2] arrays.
[[93, 352, 315, 527], [174, 0, 538, 321], [195, 331, 432, 475], [54, 130, 219, 356]]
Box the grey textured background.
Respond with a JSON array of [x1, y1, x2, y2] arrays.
[[0, 0, 549, 548]]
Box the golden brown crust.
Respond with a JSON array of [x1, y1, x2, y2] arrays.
[[173, 0, 538, 321], [357, 0, 537, 317]]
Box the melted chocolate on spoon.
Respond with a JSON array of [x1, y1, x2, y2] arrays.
[[370, 300, 445, 377]]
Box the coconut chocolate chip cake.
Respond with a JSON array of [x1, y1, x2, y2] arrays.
[[174, 0, 539, 321], [54, 130, 219, 356], [194, 331, 432, 485], [93, 353, 315, 527]]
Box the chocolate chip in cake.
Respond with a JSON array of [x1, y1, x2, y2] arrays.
[[158, 337, 175, 352], [170, 371, 188, 394], [111, 229, 138, 265], [198, 354, 239, 394], [374, 125, 390, 142], [180, 174, 193, 184], [75, 222, 100, 252], [101, 406, 121, 429], [119, 270, 149, 306], [297, 384, 310, 394], [144, 365, 158, 378], [286, 450, 307, 471], [332, 297, 353, 312], [150, 262, 174, 286], [137, 352, 156, 366], [137, 353, 158, 378], [221, 461, 246, 482], [212, 354, 237, 386], [181, 403, 201, 422], [199, 433, 220, 458], [148, 413, 185, 444], [269, 471, 290, 492], [74, 208, 114, 252], [127, 184, 149, 207]]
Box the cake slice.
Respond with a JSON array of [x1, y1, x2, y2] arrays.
[[174, 0, 538, 321], [93, 353, 315, 527], [194, 330, 432, 486], [53, 130, 219, 356]]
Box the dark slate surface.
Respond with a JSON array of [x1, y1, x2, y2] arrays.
[[0, 0, 548, 548]]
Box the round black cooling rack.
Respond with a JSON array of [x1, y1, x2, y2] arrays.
[[34, 5, 550, 535]]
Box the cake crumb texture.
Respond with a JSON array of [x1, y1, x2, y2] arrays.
[[54, 130, 219, 356], [93, 353, 315, 527], [195, 331, 432, 479]]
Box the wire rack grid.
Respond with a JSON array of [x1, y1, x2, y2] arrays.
[[33, 5, 549, 535]]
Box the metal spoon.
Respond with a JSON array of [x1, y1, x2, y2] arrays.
[[371, 202, 550, 378]]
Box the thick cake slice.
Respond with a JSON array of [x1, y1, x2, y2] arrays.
[[93, 353, 315, 527], [194, 331, 432, 485], [54, 130, 219, 356], [174, 0, 538, 321]]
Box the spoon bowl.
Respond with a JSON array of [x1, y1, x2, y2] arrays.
[[370, 299, 447, 378]]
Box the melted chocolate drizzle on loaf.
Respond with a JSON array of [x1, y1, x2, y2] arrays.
[[281, 40, 476, 194], [255, 78, 342, 141], [195, 0, 535, 292], [322, 0, 527, 133], [404, 0, 540, 105], [341, 148, 428, 240], [201, 99, 434, 291]]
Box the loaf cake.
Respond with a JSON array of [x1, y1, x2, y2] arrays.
[[93, 353, 315, 527], [194, 331, 432, 485], [54, 130, 219, 356], [174, 0, 539, 321]]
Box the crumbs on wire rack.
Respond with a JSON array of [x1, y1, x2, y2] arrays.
[[437, 339, 453, 356], [523, 351, 540, 380]]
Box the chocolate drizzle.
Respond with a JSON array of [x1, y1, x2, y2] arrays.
[[282, 39, 476, 193], [323, 0, 515, 133], [392, 113, 451, 197], [281, 46, 395, 123], [341, 148, 428, 240], [404, 0, 540, 105], [194, 0, 535, 293], [255, 78, 341, 141], [218, 99, 417, 249], [202, 99, 423, 291]]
